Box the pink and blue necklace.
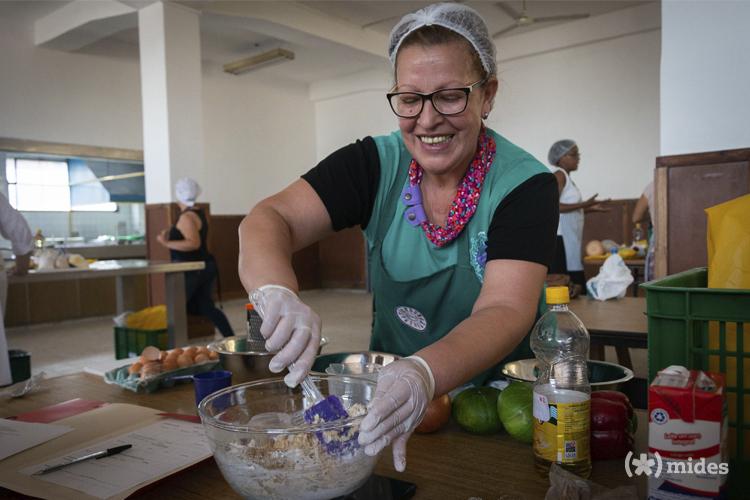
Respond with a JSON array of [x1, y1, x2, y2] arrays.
[[401, 130, 496, 247]]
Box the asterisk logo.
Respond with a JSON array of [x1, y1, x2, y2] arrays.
[[632, 453, 655, 476], [625, 451, 663, 478]]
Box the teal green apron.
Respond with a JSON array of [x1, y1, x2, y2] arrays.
[[367, 150, 534, 387]]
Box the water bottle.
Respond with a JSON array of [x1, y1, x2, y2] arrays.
[[531, 286, 591, 478]]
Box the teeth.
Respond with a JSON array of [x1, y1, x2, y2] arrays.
[[419, 135, 452, 144]]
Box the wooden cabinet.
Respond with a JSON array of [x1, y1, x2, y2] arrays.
[[655, 148, 750, 277], [6, 276, 148, 327]]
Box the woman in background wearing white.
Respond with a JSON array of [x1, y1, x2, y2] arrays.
[[548, 140, 609, 293]]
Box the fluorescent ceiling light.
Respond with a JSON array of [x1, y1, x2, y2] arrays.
[[223, 48, 295, 75]]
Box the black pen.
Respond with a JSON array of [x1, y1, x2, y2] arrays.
[[33, 444, 133, 475]]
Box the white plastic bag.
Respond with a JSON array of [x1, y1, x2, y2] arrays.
[[586, 253, 634, 301]]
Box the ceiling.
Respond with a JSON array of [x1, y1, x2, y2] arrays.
[[302, 1, 651, 36], [20, 1, 655, 83]]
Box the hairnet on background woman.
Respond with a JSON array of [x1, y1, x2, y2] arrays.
[[239, 1, 559, 472]]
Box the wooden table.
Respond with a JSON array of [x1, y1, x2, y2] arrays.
[[9, 259, 204, 348], [569, 296, 647, 369], [0, 373, 646, 499]]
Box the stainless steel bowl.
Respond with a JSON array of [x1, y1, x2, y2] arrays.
[[209, 336, 329, 384], [311, 351, 400, 373], [501, 358, 634, 391]]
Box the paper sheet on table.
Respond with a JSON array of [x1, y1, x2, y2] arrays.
[[0, 403, 212, 500], [20, 419, 211, 499], [0, 419, 73, 461]]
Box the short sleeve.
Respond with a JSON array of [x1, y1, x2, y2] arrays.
[[486, 172, 559, 268], [301, 137, 380, 231]]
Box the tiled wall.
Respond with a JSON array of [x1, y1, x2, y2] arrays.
[[1, 204, 145, 258], [21, 204, 145, 241]]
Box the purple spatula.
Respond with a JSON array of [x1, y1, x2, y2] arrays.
[[250, 289, 359, 455]]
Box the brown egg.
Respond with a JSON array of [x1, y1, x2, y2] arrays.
[[171, 347, 184, 356], [140, 361, 162, 379], [165, 350, 180, 361], [177, 353, 194, 368], [128, 362, 143, 375], [194, 353, 209, 364], [195, 346, 209, 356], [141, 346, 161, 362], [162, 358, 178, 371], [208, 351, 219, 360], [183, 346, 197, 358], [159, 350, 168, 362]]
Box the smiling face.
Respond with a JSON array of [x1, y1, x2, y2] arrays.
[[394, 40, 497, 181]]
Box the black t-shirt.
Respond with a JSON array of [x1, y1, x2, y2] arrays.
[[302, 136, 559, 268]]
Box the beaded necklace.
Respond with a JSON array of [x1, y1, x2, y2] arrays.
[[401, 130, 496, 247]]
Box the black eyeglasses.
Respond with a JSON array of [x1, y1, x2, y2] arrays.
[[386, 76, 488, 118]]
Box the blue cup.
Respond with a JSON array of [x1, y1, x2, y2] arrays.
[[193, 370, 232, 406]]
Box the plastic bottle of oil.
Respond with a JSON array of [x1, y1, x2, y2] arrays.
[[531, 286, 591, 478]]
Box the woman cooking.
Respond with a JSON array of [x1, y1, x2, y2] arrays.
[[239, 3, 558, 472]]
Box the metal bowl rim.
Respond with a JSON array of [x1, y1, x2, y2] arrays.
[[209, 335, 329, 356], [501, 358, 635, 386]]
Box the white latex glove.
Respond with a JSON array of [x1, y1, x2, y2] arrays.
[[250, 285, 322, 387], [357, 356, 435, 472]]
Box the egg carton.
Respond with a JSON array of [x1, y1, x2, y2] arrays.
[[104, 360, 220, 393]]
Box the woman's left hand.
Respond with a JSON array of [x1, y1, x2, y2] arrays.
[[358, 356, 434, 472]]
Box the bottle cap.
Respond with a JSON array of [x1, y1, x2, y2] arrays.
[[546, 286, 570, 305], [245, 303, 255, 311]]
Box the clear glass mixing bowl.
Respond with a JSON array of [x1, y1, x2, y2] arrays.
[[198, 375, 380, 500]]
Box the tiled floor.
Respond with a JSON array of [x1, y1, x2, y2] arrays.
[[6, 288, 646, 380]]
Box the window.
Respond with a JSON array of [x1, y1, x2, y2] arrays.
[[6, 158, 71, 211], [5, 158, 117, 212]]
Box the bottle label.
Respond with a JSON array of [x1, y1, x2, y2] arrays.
[[533, 392, 590, 464]]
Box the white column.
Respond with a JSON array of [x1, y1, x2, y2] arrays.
[[138, 1, 204, 203], [660, 0, 750, 155]]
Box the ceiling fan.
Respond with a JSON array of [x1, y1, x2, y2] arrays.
[[493, 0, 590, 38]]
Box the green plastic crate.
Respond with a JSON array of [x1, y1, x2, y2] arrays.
[[642, 267, 750, 484], [114, 326, 168, 360]]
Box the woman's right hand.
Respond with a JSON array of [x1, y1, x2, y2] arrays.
[[250, 285, 322, 387], [583, 194, 610, 211]]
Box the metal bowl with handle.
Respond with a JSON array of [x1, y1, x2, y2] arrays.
[[209, 336, 329, 384]]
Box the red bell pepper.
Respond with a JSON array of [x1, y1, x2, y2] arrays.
[[590, 392, 635, 460], [592, 390, 637, 433]]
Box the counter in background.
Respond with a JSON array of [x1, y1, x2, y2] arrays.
[[9, 260, 202, 349]]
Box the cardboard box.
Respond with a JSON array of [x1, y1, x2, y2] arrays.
[[648, 366, 728, 499]]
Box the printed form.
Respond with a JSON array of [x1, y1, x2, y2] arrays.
[[0, 420, 73, 461], [20, 418, 212, 500]]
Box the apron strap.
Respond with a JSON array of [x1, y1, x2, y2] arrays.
[[375, 158, 411, 245], [375, 160, 473, 260]]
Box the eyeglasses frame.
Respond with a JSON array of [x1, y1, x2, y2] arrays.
[[386, 75, 489, 118]]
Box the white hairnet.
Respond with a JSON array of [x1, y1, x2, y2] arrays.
[[175, 177, 201, 206], [548, 140, 576, 166], [388, 2, 496, 76]]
